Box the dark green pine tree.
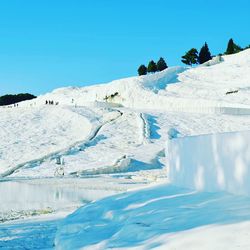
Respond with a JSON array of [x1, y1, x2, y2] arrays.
[[225, 38, 243, 55], [225, 38, 235, 55], [137, 64, 147, 76], [147, 60, 158, 73], [157, 57, 168, 71], [198, 42, 212, 64], [181, 48, 198, 66]]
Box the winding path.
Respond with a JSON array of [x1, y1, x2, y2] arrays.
[[1, 108, 123, 178]]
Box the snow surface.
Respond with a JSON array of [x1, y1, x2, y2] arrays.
[[2, 49, 250, 249], [0, 106, 93, 176], [16, 49, 250, 114], [55, 184, 250, 250]]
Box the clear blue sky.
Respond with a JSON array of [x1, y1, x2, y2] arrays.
[[0, 0, 250, 96]]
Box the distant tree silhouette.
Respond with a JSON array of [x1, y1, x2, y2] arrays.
[[147, 60, 157, 73], [198, 42, 212, 64], [137, 64, 147, 76], [225, 38, 242, 55], [181, 48, 198, 66], [157, 57, 168, 71], [225, 38, 235, 54], [0, 93, 36, 106]]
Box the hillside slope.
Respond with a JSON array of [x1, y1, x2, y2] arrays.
[[2, 50, 250, 249], [18, 49, 250, 114]]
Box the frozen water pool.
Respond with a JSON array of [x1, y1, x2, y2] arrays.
[[0, 177, 118, 222]]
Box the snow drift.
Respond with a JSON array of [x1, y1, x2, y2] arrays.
[[55, 184, 250, 250]]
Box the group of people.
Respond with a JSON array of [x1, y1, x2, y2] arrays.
[[45, 100, 59, 105], [2, 103, 18, 108], [3, 103, 19, 108]]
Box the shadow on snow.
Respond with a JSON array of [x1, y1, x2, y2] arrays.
[[56, 184, 250, 249]]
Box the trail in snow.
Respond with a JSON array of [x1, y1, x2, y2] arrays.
[[0, 106, 93, 177], [7, 108, 122, 178], [77, 109, 123, 152], [83, 109, 123, 143], [138, 113, 150, 144], [11, 109, 148, 178]]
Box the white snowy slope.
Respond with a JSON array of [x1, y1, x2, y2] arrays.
[[0, 106, 94, 176], [1, 49, 250, 249], [18, 48, 250, 113], [3, 49, 250, 178]]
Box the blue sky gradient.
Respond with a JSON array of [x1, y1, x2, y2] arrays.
[[0, 0, 250, 95]]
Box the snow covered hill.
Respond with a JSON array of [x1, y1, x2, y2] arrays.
[[2, 49, 250, 249], [17, 48, 250, 113]]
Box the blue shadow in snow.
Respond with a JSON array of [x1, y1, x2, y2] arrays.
[[0, 217, 61, 249], [147, 115, 161, 140], [127, 156, 164, 172], [83, 134, 107, 148], [57, 184, 250, 249]]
